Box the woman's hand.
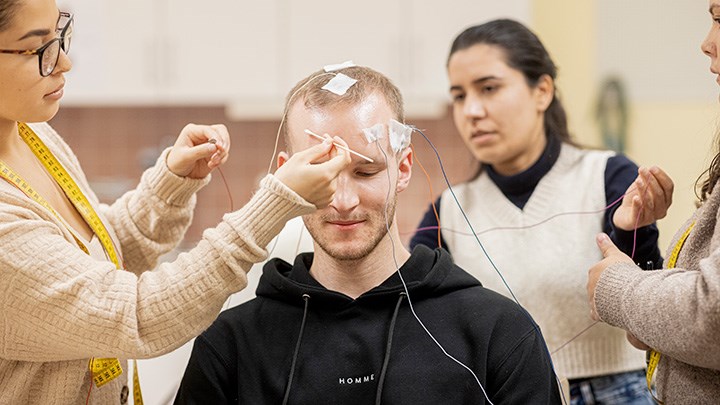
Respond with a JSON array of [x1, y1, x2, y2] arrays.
[[276, 137, 351, 208], [626, 331, 651, 351], [166, 123, 231, 179], [587, 233, 636, 321], [613, 166, 674, 231]]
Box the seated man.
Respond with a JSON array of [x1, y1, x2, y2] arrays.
[[174, 66, 561, 404]]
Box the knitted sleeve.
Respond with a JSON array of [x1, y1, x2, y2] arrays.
[[0, 174, 315, 362], [99, 148, 209, 275], [594, 205, 720, 370], [26, 122, 207, 274]]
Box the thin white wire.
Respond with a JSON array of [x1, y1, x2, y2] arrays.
[[375, 142, 495, 405]]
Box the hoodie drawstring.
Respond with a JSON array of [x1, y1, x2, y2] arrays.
[[375, 292, 406, 405], [282, 293, 310, 405]]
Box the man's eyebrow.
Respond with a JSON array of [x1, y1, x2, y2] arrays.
[[356, 153, 392, 166]]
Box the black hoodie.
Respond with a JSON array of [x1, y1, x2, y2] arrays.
[[175, 245, 561, 404]]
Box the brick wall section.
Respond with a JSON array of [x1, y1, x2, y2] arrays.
[[49, 106, 474, 249]]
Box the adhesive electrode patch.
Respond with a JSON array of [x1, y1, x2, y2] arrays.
[[321, 73, 357, 96]]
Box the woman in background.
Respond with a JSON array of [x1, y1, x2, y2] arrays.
[[0, 0, 349, 403], [588, 0, 720, 402], [412, 19, 667, 404]]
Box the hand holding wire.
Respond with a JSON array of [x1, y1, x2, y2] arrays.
[[167, 123, 231, 179], [612, 166, 674, 231], [587, 233, 636, 321]]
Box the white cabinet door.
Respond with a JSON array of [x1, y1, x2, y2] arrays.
[[160, 0, 282, 104], [59, 0, 530, 111], [281, 0, 405, 91], [226, 0, 409, 119], [278, 0, 530, 118], [60, 0, 281, 105], [59, 0, 160, 104]]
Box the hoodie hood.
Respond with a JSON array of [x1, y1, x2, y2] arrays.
[[256, 244, 481, 307]]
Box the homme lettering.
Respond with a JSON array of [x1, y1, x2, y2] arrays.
[[338, 374, 375, 385]]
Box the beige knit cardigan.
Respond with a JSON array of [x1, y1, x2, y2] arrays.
[[595, 181, 720, 404], [0, 123, 315, 404]]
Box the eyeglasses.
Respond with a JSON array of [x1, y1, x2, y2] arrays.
[[0, 12, 73, 77]]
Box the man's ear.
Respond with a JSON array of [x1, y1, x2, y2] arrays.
[[277, 151, 290, 169], [396, 146, 413, 193]]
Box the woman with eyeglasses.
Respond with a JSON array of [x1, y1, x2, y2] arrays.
[[0, 0, 350, 403]]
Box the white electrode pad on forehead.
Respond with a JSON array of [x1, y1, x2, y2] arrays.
[[361, 123, 384, 144], [324, 60, 356, 72], [321, 73, 357, 96], [389, 119, 412, 153]]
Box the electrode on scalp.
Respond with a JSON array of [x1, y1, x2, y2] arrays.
[[321, 73, 357, 96], [323, 60, 356, 72], [304, 129, 374, 163]]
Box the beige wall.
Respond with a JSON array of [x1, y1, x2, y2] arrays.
[[627, 103, 717, 248], [532, 0, 719, 252], [532, 0, 598, 147]]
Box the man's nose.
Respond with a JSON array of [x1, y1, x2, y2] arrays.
[[328, 174, 360, 212]]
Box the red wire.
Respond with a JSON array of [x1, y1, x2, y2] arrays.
[[411, 144, 441, 248], [85, 375, 93, 405], [216, 166, 234, 212]]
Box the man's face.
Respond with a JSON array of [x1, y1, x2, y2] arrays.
[[282, 92, 412, 261]]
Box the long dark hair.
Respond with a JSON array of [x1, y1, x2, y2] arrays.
[[449, 19, 573, 147], [0, 1, 20, 32]]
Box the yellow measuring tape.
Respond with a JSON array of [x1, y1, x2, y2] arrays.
[[645, 221, 695, 404], [0, 123, 143, 404]]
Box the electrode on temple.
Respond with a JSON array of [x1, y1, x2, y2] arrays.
[[361, 123, 384, 144], [388, 119, 412, 153]]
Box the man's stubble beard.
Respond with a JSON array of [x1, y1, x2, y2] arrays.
[[304, 195, 398, 262]]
